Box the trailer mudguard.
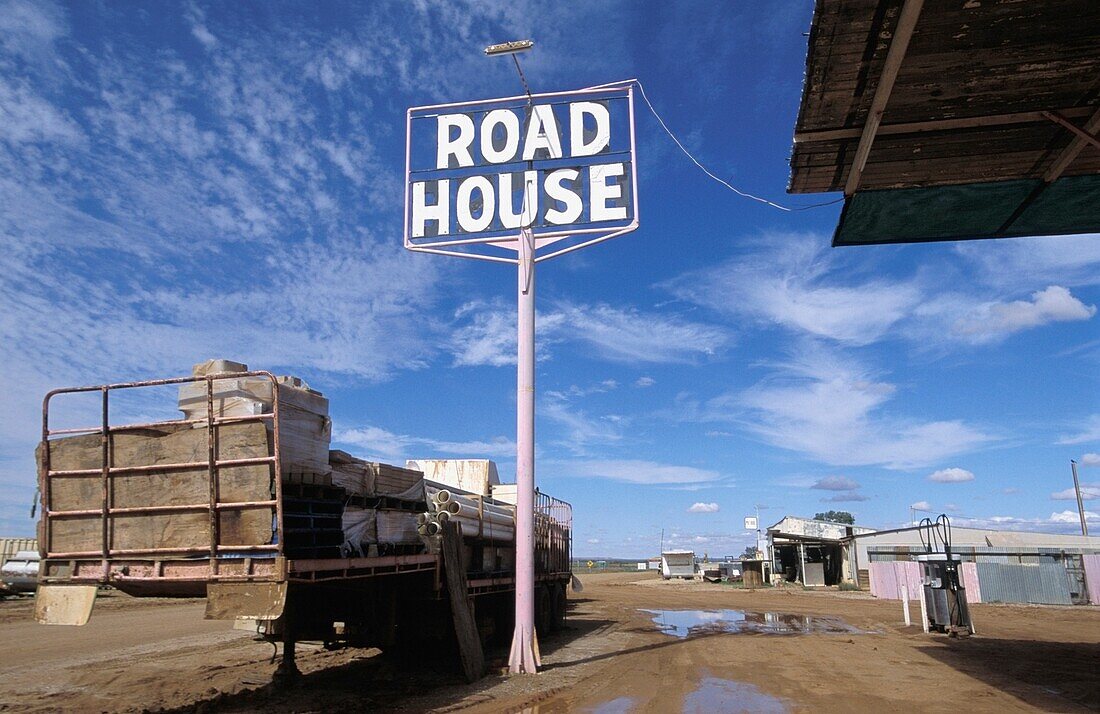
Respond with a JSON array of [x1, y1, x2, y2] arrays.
[[35, 584, 98, 626], [205, 582, 287, 620]]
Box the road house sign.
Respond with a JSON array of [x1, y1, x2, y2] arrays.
[[404, 82, 638, 262]]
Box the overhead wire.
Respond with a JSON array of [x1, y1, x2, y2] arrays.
[[631, 80, 842, 213]]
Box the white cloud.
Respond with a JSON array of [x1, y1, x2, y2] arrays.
[[1060, 416, 1100, 445], [956, 234, 1100, 290], [1049, 510, 1099, 524], [821, 493, 870, 503], [910, 500, 932, 511], [698, 345, 994, 469], [811, 476, 859, 491], [561, 459, 722, 485], [949, 511, 1099, 534], [1081, 453, 1100, 467], [635, 376, 656, 388], [664, 235, 921, 346], [928, 467, 975, 483], [1051, 484, 1100, 501], [334, 425, 515, 463], [448, 301, 726, 367], [541, 393, 623, 452], [547, 302, 728, 364], [449, 302, 517, 367], [688, 502, 720, 513], [950, 286, 1095, 343]]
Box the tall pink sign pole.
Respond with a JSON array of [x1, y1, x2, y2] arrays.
[[404, 69, 638, 674], [510, 226, 538, 672]]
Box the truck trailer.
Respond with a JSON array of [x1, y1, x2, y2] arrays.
[[34, 367, 572, 681]]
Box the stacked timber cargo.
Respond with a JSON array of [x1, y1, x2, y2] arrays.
[[38, 360, 552, 578], [329, 451, 426, 557], [178, 359, 332, 480]]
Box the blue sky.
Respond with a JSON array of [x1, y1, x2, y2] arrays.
[[1, 1, 1098, 558]]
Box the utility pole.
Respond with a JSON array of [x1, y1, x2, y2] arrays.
[[1071, 460, 1089, 537]]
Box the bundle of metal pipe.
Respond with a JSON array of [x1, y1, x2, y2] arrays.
[[417, 481, 516, 541]]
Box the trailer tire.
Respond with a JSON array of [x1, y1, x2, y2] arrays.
[[535, 584, 552, 636], [551, 581, 567, 632]]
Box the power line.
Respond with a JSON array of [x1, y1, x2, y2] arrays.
[[633, 80, 842, 213]]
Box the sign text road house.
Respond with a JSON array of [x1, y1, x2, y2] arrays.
[[404, 84, 637, 261]]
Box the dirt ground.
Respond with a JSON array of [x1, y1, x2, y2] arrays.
[[0, 572, 1097, 713]]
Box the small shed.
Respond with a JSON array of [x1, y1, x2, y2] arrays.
[[661, 550, 696, 580], [767, 516, 876, 586]]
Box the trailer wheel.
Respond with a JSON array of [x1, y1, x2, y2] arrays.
[[535, 584, 553, 636], [551, 582, 567, 632]]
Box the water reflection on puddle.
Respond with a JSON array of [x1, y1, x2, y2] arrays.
[[585, 697, 636, 714], [684, 678, 789, 713], [641, 608, 868, 638]]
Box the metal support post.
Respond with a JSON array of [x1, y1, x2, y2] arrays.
[[1072, 460, 1089, 536], [509, 227, 539, 674]]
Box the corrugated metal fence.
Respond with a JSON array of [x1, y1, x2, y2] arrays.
[[868, 546, 1098, 606], [975, 562, 1073, 605]]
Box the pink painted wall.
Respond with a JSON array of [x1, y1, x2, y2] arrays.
[[1083, 554, 1100, 606], [960, 561, 981, 604], [869, 561, 921, 600]]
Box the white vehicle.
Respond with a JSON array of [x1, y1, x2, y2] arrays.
[[660, 550, 696, 580], [1, 550, 40, 594]]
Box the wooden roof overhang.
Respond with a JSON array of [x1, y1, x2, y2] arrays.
[[789, 0, 1100, 246]]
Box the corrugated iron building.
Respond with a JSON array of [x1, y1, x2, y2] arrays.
[[851, 527, 1100, 605]]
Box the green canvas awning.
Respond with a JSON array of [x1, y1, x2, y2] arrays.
[[789, 0, 1100, 247], [834, 175, 1100, 246]]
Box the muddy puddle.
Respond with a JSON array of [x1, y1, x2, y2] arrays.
[[641, 608, 870, 638], [683, 677, 789, 713], [584, 696, 637, 714], [578, 678, 788, 714]]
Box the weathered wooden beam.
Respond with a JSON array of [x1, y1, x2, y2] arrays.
[[1042, 109, 1100, 155], [794, 107, 1095, 144], [1042, 107, 1100, 182], [441, 520, 485, 683], [844, 0, 925, 196]]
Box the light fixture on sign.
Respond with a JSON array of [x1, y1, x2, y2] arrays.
[[484, 39, 534, 56]]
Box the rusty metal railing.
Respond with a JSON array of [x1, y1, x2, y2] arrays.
[[535, 490, 572, 575], [40, 371, 284, 581]]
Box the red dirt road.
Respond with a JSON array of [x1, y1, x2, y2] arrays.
[[0, 574, 1096, 712]]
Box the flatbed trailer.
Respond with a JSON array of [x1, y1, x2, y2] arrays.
[[35, 371, 572, 681]]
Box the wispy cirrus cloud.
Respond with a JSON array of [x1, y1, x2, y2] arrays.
[[664, 234, 1097, 350], [690, 344, 995, 469], [558, 459, 722, 485], [448, 299, 728, 367], [663, 234, 921, 346], [1060, 416, 1100, 446], [955, 233, 1100, 290], [334, 424, 515, 463]]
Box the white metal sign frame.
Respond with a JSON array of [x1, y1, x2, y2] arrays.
[[403, 80, 640, 265]]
